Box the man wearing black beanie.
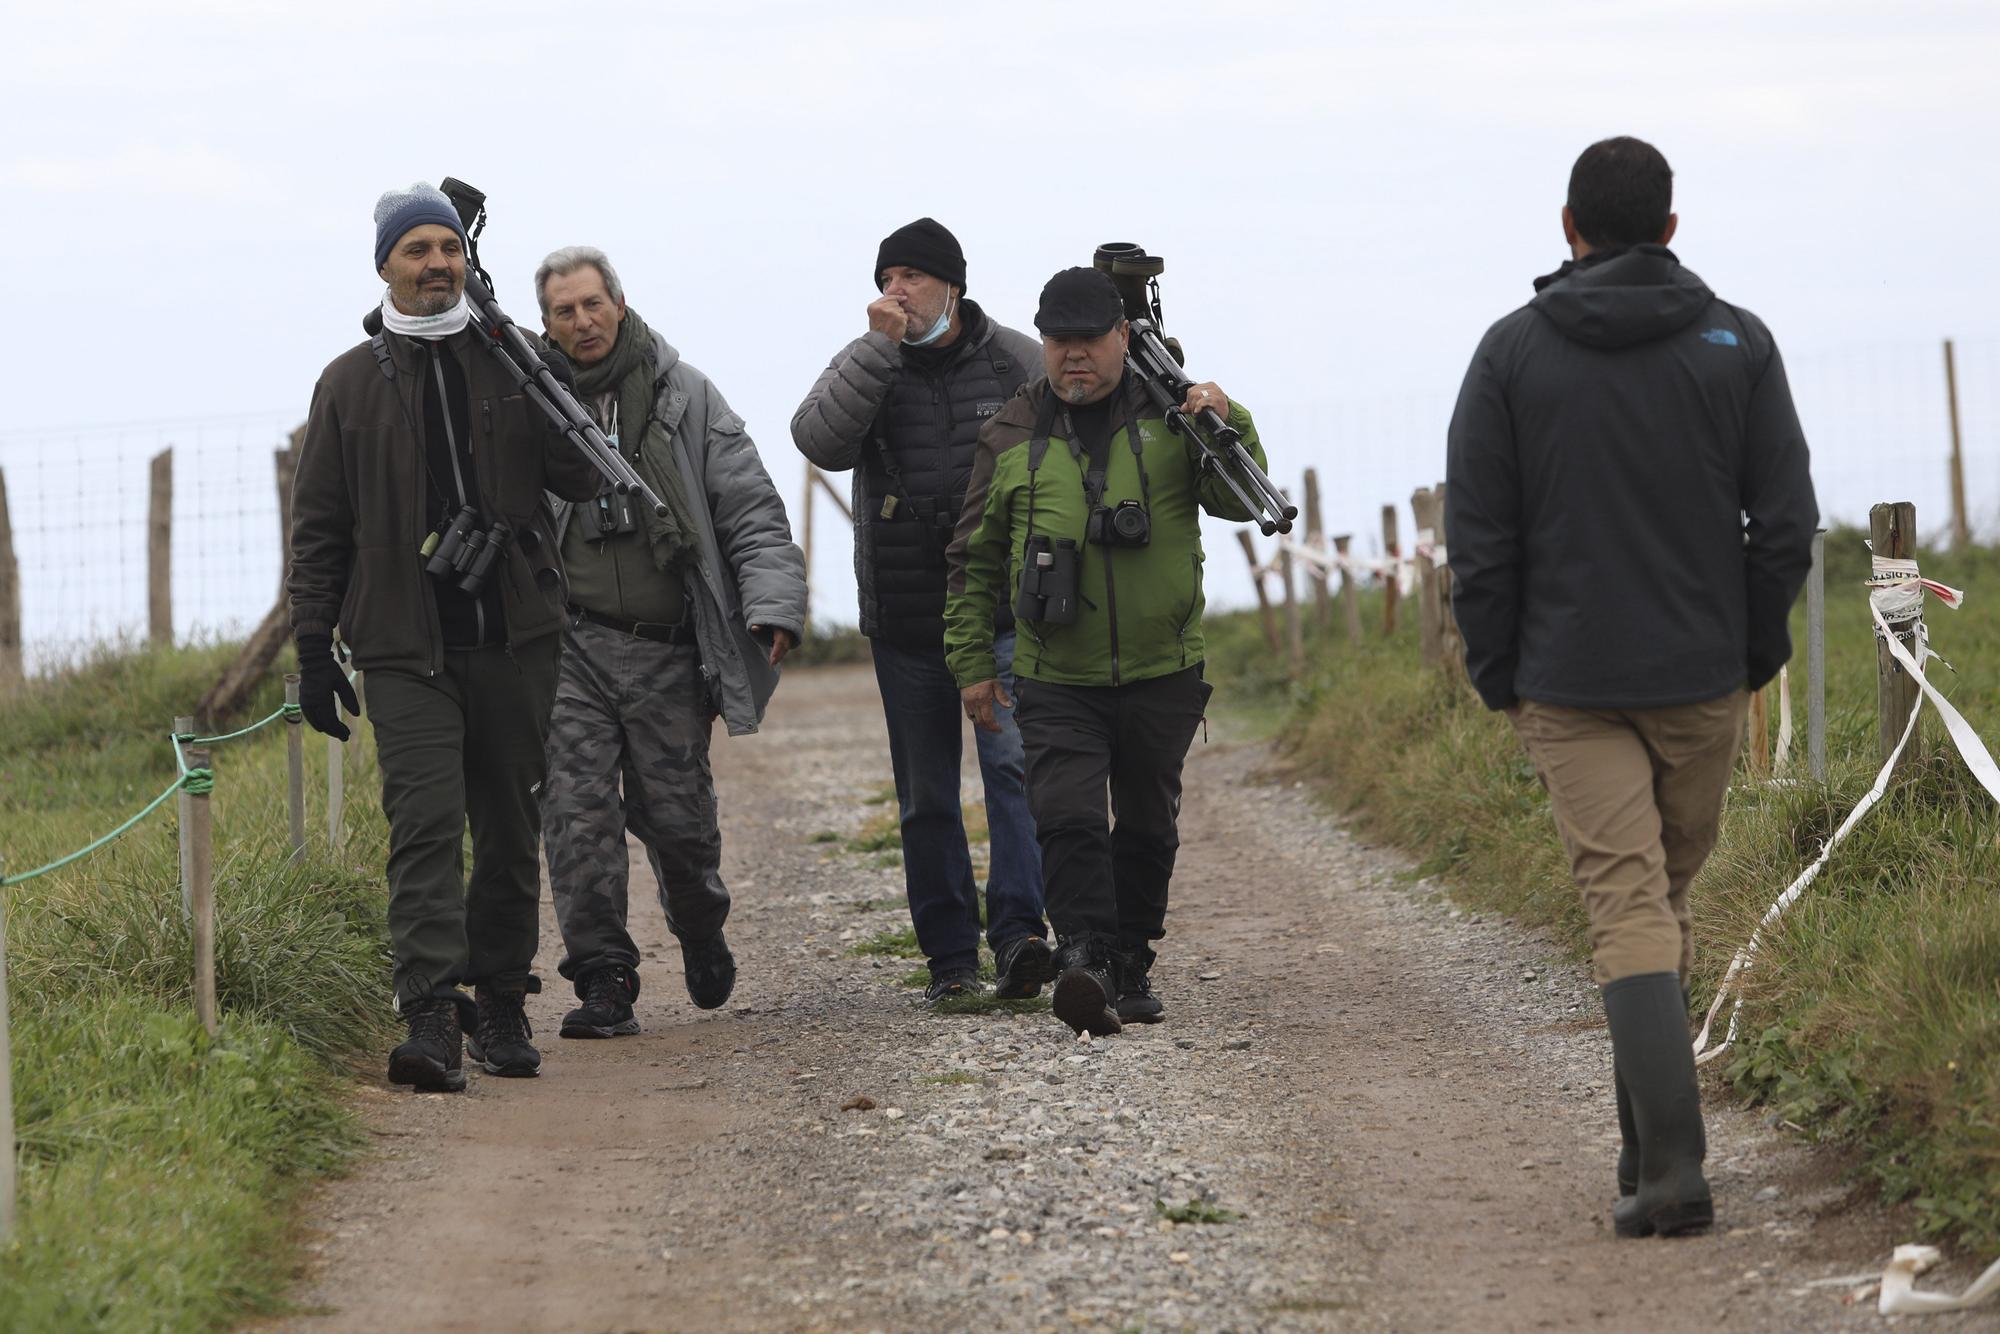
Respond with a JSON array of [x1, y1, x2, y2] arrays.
[[792, 219, 1051, 1009]]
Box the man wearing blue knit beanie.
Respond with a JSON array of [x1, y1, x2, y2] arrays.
[[288, 182, 601, 1092]]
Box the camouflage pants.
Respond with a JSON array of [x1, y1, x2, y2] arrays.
[[542, 618, 728, 989]]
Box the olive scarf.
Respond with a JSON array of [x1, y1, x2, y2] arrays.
[[570, 308, 699, 570]]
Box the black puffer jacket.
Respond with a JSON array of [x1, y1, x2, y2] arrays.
[[792, 299, 1038, 648], [1445, 245, 1818, 711]]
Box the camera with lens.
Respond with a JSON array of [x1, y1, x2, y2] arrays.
[[423, 504, 513, 596], [1086, 499, 1151, 549], [1013, 533, 1080, 626]]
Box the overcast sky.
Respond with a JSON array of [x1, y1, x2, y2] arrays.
[[4, 0, 1997, 644]]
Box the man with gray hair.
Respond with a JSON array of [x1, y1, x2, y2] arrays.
[[290, 184, 601, 1091], [534, 244, 807, 1038]]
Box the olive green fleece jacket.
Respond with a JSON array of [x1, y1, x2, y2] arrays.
[[944, 375, 1268, 688]]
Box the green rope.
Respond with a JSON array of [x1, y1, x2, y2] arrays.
[[0, 767, 210, 888], [181, 702, 301, 747], [0, 699, 303, 889]]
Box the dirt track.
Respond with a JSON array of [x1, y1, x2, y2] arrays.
[[271, 662, 1981, 1331]]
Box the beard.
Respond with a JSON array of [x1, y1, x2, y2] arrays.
[[406, 270, 461, 315], [1063, 380, 1093, 404]]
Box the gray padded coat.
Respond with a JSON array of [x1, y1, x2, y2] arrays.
[[551, 330, 807, 736], [790, 299, 1039, 647]]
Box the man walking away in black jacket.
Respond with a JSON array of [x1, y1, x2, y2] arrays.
[[1446, 137, 1817, 1240]]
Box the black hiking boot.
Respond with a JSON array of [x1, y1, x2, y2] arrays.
[[1604, 972, 1714, 1238], [924, 968, 981, 1007], [466, 986, 541, 1077], [387, 994, 470, 1093], [993, 935, 1055, 1000], [1115, 964, 1165, 1025], [1051, 937, 1122, 1038], [561, 965, 640, 1039], [682, 931, 736, 1010]]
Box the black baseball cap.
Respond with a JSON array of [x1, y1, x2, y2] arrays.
[[1034, 267, 1125, 337]]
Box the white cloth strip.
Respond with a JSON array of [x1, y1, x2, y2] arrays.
[[1692, 684, 1921, 1064], [1880, 1244, 2000, 1314], [1694, 549, 1971, 1064]]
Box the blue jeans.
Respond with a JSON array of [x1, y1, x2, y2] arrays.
[[870, 629, 1045, 977]]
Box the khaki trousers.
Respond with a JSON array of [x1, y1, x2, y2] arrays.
[[1509, 691, 1748, 985]]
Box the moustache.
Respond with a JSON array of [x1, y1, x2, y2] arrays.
[[419, 269, 457, 285]]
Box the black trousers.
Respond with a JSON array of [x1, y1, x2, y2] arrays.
[[1013, 666, 1211, 969], [367, 638, 560, 1010]]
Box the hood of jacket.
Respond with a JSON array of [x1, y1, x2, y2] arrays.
[[1528, 245, 1713, 350]]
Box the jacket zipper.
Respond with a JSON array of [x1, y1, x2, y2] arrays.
[[1102, 547, 1121, 686], [430, 346, 484, 648], [403, 351, 442, 676], [1175, 552, 1200, 666]]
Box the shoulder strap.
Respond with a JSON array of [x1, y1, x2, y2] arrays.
[[1025, 390, 1060, 475], [370, 330, 395, 382]]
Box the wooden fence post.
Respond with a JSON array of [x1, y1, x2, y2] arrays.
[[284, 674, 306, 860], [1871, 502, 1922, 778], [174, 715, 196, 922], [1746, 686, 1771, 778], [1302, 469, 1330, 632], [1334, 535, 1362, 645], [1278, 492, 1303, 678], [1, 860, 15, 1247], [1380, 504, 1401, 637], [1411, 486, 1442, 667], [186, 745, 217, 1036], [1434, 481, 1464, 672], [1808, 529, 1827, 781], [1946, 339, 1969, 550], [149, 448, 173, 647], [1236, 530, 1281, 653], [0, 467, 20, 691]]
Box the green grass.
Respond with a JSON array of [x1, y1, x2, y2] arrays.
[[1202, 529, 2000, 1250], [1155, 1197, 1239, 1225], [849, 925, 921, 957], [1, 641, 395, 1329]]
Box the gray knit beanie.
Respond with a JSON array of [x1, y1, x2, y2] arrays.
[[373, 182, 467, 271]]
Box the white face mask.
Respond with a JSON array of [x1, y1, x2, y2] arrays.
[[902, 291, 955, 346]]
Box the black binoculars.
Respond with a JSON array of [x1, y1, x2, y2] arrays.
[[425, 504, 513, 596], [1014, 533, 1080, 626], [1087, 499, 1151, 549]]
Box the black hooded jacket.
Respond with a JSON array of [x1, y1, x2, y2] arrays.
[[1445, 245, 1818, 711]]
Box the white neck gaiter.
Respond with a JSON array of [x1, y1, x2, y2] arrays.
[[380, 289, 471, 339]]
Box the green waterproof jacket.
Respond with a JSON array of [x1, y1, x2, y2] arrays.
[[944, 375, 1268, 688]]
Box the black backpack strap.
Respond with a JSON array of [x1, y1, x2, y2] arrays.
[[370, 330, 396, 382]]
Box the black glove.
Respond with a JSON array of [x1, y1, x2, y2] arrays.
[[296, 633, 360, 742]]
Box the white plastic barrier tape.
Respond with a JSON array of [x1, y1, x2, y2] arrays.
[[1693, 554, 1972, 1066], [1879, 1245, 2000, 1314], [1690, 552, 1999, 1313]]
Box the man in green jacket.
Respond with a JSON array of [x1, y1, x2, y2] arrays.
[[289, 183, 600, 1092], [944, 267, 1270, 1036]]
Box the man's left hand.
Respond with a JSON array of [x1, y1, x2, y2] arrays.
[[960, 678, 1013, 733], [753, 625, 795, 667], [1181, 382, 1229, 418]]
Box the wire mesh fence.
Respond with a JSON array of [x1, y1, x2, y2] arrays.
[[0, 337, 1992, 672]]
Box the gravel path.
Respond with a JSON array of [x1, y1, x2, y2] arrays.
[[269, 662, 1986, 1332]]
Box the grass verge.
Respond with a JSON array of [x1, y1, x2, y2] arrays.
[[1202, 531, 2000, 1251], [1, 642, 394, 1329]]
